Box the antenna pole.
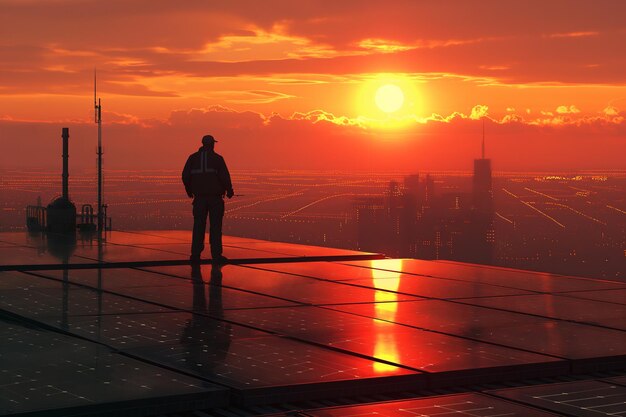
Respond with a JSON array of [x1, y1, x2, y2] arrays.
[[95, 70, 104, 234], [482, 117, 485, 159], [94, 70, 97, 123]]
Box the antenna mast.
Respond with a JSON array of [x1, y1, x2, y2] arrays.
[[94, 70, 104, 233], [481, 117, 485, 159]]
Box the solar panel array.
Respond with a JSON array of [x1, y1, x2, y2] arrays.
[[0, 230, 625, 416]]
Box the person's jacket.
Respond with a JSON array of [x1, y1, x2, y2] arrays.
[[182, 147, 233, 197]]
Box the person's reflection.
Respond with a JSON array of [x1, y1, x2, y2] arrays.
[[190, 264, 208, 313], [180, 264, 232, 376], [207, 264, 226, 320]]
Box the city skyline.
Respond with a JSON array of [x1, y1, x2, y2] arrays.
[[2, 167, 623, 280]]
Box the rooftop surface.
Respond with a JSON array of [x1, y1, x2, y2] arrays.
[[0, 230, 625, 416]]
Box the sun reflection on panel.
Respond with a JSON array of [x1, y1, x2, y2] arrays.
[[372, 330, 400, 373], [371, 259, 403, 373], [372, 258, 402, 319]]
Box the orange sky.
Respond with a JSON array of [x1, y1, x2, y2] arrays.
[[0, 0, 625, 171]]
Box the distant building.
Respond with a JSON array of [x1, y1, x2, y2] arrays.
[[473, 158, 493, 212], [354, 197, 387, 253], [423, 174, 435, 209], [354, 123, 496, 265], [466, 126, 495, 264]]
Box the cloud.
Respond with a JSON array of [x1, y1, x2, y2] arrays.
[[192, 27, 341, 62], [470, 105, 489, 120], [167, 105, 266, 129], [3, 105, 624, 174], [1, 0, 626, 92], [103, 111, 143, 125], [221, 90, 295, 104], [603, 105, 619, 116], [500, 113, 526, 123], [479, 65, 511, 71], [556, 105, 581, 114], [105, 81, 179, 97], [357, 37, 478, 53], [290, 110, 364, 127], [547, 31, 600, 38]]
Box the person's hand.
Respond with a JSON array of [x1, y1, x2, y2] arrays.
[[186, 190, 194, 198], [226, 189, 234, 199]]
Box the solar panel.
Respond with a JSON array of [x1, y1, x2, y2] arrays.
[[100, 230, 378, 260], [12, 310, 419, 401], [0, 317, 227, 415], [562, 288, 626, 305], [127, 333, 417, 391], [491, 380, 626, 417], [1, 270, 62, 290], [72, 243, 315, 263], [0, 232, 46, 245], [1, 230, 379, 270], [222, 241, 374, 257], [331, 299, 553, 332], [0, 272, 167, 320], [37, 267, 192, 289], [462, 294, 626, 330], [243, 261, 404, 281], [245, 262, 532, 299], [347, 276, 528, 299], [224, 306, 562, 376], [1, 287, 168, 321], [144, 264, 421, 305], [329, 300, 626, 362], [120, 281, 299, 310], [276, 393, 560, 416], [102, 230, 305, 246], [344, 259, 626, 293], [71, 243, 188, 262], [104, 230, 191, 244], [0, 245, 82, 266], [603, 376, 626, 387]]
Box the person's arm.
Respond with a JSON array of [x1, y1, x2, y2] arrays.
[[219, 156, 234, 198], [182, 155, 194, 198]]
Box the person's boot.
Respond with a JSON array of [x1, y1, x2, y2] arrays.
[[212, 254, 229, 264]]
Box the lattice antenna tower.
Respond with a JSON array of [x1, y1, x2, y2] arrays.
[[94, 70, 104, 233]]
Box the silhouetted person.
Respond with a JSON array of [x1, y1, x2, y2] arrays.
[[182, 135, 234, 263]]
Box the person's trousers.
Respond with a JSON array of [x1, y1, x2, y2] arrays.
[[191, 195, 225, 258]]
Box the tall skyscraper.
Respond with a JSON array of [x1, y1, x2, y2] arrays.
[[469, 119, 495, 263], [473, 119, 493, 211], [473, 159, 492, 211]]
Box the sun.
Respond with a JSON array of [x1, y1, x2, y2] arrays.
[[375, 84, 404, 113], [354, 74, 424, 125]]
